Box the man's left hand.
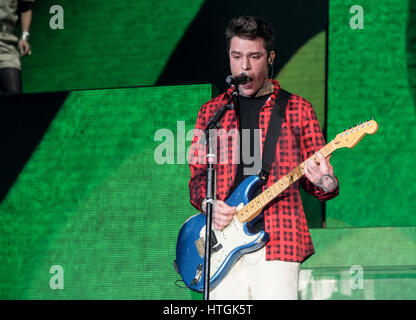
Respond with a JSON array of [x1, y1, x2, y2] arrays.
[[304, 152, 338, 192]]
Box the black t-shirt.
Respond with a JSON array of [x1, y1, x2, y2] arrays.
[[231, 93, 271, 232], [233, 93, 270, 189]]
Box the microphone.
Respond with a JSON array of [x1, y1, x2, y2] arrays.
[[225, 73, 252, 86]]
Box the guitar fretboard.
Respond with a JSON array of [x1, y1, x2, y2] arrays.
[[236, 141, 337, 223]]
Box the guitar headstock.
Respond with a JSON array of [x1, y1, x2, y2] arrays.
[[333, 119, 378, 149]]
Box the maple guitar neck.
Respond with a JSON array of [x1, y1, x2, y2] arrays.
[[236, 141, 336, 223]]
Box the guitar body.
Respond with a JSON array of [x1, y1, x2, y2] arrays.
[[176, 175, 269, 292]]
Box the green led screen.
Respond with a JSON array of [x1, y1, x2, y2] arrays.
[[0, 84, 212, 299], [17, 0, 330, 228], [326, 0, 416, 227], [2, 0, 414, 301], [21, 0, 205, 93]]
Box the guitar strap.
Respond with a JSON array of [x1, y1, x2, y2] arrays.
[[258, 88, 292, 185], [247, 88, 291, 233]]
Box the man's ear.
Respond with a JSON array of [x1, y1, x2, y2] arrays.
[[268, 50, 276, 66], [268, 50, 276, 78]]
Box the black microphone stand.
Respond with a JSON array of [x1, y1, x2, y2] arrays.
[[203, 85, 239, 300]]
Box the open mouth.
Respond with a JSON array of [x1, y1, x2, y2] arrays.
[[241, 81, 253, 89]]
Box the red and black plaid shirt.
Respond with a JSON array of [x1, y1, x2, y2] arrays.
[[188, 80, 339, 263]]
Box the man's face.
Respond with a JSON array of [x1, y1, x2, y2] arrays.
[[228, 36, 274, 96]]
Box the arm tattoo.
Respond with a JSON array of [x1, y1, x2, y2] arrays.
[[317, 174, 338, 192]]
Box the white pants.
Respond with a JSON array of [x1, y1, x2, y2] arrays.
[[210, 247, 300, 300]]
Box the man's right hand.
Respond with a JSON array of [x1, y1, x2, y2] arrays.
[[202, 200, 236, 231], [18, 40, 31, 56]]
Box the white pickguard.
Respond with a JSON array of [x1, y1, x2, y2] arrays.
[[199, 203, 263, 278]]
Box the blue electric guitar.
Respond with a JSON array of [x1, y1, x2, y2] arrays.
[[176, 120, 378, 292]]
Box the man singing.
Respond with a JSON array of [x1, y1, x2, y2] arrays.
[[188, 16, 339, 300]]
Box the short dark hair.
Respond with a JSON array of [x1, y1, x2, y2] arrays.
[[225, 16, 275, 56]]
